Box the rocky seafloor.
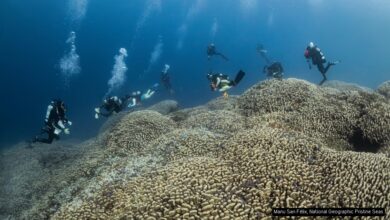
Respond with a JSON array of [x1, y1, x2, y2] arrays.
[[0, 79, 389, 220]]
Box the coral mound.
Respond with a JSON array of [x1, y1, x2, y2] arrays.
[[2, 79, 390, 219], [53, 126, 390, 219], [239, 78, 390, 152], [323, 80, 374, 93], [181, 110, 245, 135], [148, 99, 179, 115], [377, 80, 390, 99], [106, 110, 176, 156]]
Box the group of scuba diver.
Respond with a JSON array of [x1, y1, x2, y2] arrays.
[[30, 64, 173, 145], [30, 41, 339, 145]]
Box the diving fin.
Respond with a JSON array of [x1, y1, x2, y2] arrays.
[[233, 70, 245, 86], [330, 60, 341, 65]]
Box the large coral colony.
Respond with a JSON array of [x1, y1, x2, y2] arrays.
[[1, 79, 390, 219]]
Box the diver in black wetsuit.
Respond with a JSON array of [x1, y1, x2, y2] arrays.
[[32, 99, 72, 144], [94, 96, 129, 119], [264, 62, 284, 79], [304, 42, 340, 85], [207, 70, 245, 98], [257, 44, 284, 79], [207, 43, 229, 61], [160, 64, 174, 95]]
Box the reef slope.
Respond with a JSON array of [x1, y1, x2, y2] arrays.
[[1, 80, 389, 219]]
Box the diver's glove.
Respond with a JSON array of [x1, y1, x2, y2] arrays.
[[95, 113, 99, 119], [64, 128, 70, 135], [54, 128, 62, 135], [67, 121, 72, 126]]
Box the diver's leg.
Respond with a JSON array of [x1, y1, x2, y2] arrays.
[[99, 111, 113, 117], [34, 133, 53, 144], [317, 64, 327, 85], [52, 132, 60, 142], [34, 138, 51, 144], [319, 72, 327, 85], [32, 128, 51, 144], [323, 62, 337, 74], [216, 53, 229, 61]]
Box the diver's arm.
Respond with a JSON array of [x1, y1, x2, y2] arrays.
[[216, 53, 229, 61], [45, 105, 53, 123], [215, 78, 221, 87], [57, 120, 71, 135], [56, 120, 66, 129], [63, 117, 72, 126]]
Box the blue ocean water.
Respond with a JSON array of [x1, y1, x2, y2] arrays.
[[0, 0, 389, 148]]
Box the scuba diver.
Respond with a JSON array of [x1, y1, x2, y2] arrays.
[[207, 70, 245, 98], [304, 42, 340, 85], [257, 44, 284, 79], [127, 83, 159, 108], [207, 43, 229, 61], [31, 99, 72, 144], [94, 96, 130, 119], [263, 62, 284, 79], [160, 64, 174, 95]]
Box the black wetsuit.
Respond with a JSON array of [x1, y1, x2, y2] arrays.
[[34, 102, 68, 144], [99, 96, 127, 117], [209, 73, 230, 90], [161, 72, 173, 93], [306, 46, 335, 85], [208, 70, 246, 91], [264, 62, 284, 79], [207, 45, 229, 61]]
